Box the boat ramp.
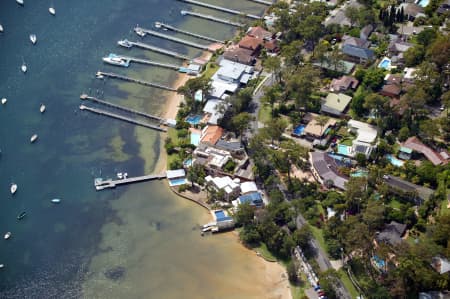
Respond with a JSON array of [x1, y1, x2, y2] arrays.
[[177, 0, 262, 20], [96, 71, 176, 91], [79, 104, 167, 132], [119, 40, 191, 61], [156, 22, 224, 44], [134, 27, 211, 51], [180, 10, 244, 27], [108, 54, 181, 70], [94, 174, 166, 191]]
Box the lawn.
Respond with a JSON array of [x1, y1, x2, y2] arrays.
[[338, 269, 360, 299], [388, 198, 403, 210], [310, 226, 328, 253], [202, 62, 218, 81], [340, 137, 354, 146], [258, 105, 272, 124], [254, 242, 278, 262]]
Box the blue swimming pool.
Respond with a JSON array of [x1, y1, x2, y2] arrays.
[[351, 169, 369, 177], [190, 132, 201, 146], [386, 154, 405, 167], [186, 115, 202, 125], [183, 158, 193, 167], [169, 178, 187, 186], [337, 144, 352, 156], [293, 125, 305, 136], [378, 57, 391, 70], [373, 255, 386, 269], [417, 0, 429, 7], [328, 153, 352, 166]]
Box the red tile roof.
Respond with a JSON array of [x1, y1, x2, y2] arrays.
[[247, 26, 272, 40], [201, 125, 224, 145], [238, 36, 263, 51], [380, 84, 401, 97], [403, 136, 448, 166]]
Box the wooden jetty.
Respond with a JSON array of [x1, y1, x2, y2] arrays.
[[180, 10, 243, 27], [134, 27, 210, 51], [177, 0, 262, 19], [247, 0, 273, 5], [111, 54, 181, 70], [79, 104, 167, 132], [96, 71, 176, 91], [94, 174, 166, 191], [80, 94, 164, 123], [121, 41, 191, 60], [157, 22, 224, 44]]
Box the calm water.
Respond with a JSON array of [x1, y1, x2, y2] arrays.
[[0, 0, 269, 298]]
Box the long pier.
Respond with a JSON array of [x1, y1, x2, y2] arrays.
[[134, 27, 210, 51], [157, 22, 224, 44], [121, 40, 191, 60], [80, 94, 164, 122], [94, 174, 166, 191], [111, 54, 181, 70], [177, 0, 262, 19], [79, 105, 167, 132], [247, 0, 273, 5], [181, 10, 244, 27], [96, 71, 176, 91]]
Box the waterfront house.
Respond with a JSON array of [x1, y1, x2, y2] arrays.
[[309, 151, 349, 190], [203, 99, 226, 125], [212, 209, 235, 230], [166, 169, 187, 187], [330, 75, 359, 92], [210, 59, 253, 100], [403, 137, 448, 166], [200, 125, 224, 146], [215, 138, 245, 157], [321, 93, 352, 117], [232, 192, 264, 208], [238, 35, 263, 54], [194, 144, 232, 171], [205, 175, 240, 200], [247, 26, 273, 40], [223, 47, 256, 65]]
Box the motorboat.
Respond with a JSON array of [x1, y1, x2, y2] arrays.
[[10, 183, 17, 195], [134, 28, 146, 37], [95, 72, 104, 79], [29, 34, 37, 45], [117, 39, 132, 48], [4, 232, 11, 240], [21, 62, 27, 73], [123, 172, 128, 179], [117, 173, 123, 179], [51, 198, 61, 204], [49, 7, 56, 15], [30, 134, 38, 143], [40, 103, 46, 113], [154, 22, 162, 29], [1, 98, 7, 105], [102, 54, 130, 67], [16, 0, 24, 6], [0, 264, 4, 269], [0, 24, 3, 33], [17, 212, 26, 220]]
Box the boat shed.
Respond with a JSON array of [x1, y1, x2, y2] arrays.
[[166, 169, 186, 179]]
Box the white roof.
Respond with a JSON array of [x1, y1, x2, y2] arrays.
[[240, 181, 258, 194], [403, 67, 417, 80], [166, 169, 185, 179], [210, 76, 239, 98], [348, 119, 378, 143], [206, 175, 240, 193], [203, 99, 223, 114]]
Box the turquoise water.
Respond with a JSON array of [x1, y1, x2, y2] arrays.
[[0, 1, 272, 298], [417, 0, 430, 7], [168, 178, 187, 186], [186, 115, 202, 125], [190, 132, 201, 146], [337, 144, 352, 156], [386, 154, 405, 167], [351, 169, 369, 177], [378, 57, 391, 70]]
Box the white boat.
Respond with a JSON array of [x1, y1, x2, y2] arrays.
[[21, 58, 27, 73], [123, 172, 128, 179], [30, 134, 38, 143], [155, 22, 162, 29], [0, 24, 4, 33], [10, 183, 17, 194], [4, 232, 11, 240], [117, 172, 123, 179], [40, 103, 46, 113], [1, 98, 7, 105], [117, 39, 132, 48], [29, 34, 37, 45], [51, 198, 61, 203], [0, 264, 4, 269], [102, 54, 130, 67], [95, 72, 104, 79], [16, 0, 24, 6], [134, 28, 146, 37], [49, 7, 56, 15]]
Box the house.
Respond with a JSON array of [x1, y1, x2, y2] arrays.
[[215, 139, 245, 156], [263, 39, 280, 54], [384, 73, 403, 85], [321, 93, 352, 117], [380, 84, 402, 98], [303, 113, 337, 139], [431, 256, 450, 274], [376, 221, 407, 246], [232, 192, 264, 208], [324, 0, 363, 26], [342, 44, 375, 64], [403, 67, 417, 83], [247, 26, 273, 40], [223, 47, 256, 65], [203, 99, 226, 125], [212, 209, 235, 230], [166, 169, 187, 187], [309, 151, 349, 190], [200, 125, 224, 146], [347, 120, 378, 157], [194, 144, 232, 171], [382, 175, 434, 203], [360, 24, 374, 40], [210, 59, 254, 100], [238, 35, 263, 53], [399, 3, 426, 20], [330, 75, 359, 92], [419, 291, 450, 299], [398, 146, 413, 160], [205, 175, 240, 200], [313, 60, 356, 74], [240, 181, 258, 195], [403, 137, 448, 166], [388, 40, 412, 56], [397, 23, 425, 36], [342, 35, 371, 49]]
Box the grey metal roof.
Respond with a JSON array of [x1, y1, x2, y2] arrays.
[[342, 44, 374, 60]]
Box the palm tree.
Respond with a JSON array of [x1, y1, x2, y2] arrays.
[[315, 115, 330, 139]]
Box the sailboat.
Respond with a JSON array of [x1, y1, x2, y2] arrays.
[[29, 34, 37, 45], [21, 58, 27, 73]]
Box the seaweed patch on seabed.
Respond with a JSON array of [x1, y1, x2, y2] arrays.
[[104, 266, 126, 281]]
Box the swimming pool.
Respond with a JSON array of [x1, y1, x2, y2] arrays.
[[186, 115, 202, 125], [168, 178, 187, 186], [386, 154, 405, 167], [190, 132, 201, 146], [183, 158, 193, 167], [293, 125, 305, 136], [328, 153, 352, 166], [378, 57, 391, 70], [373, 255, 386, 269], [337, 144, 352, 156], [417, 0, 429, 7], [214, 210, 232, 222], [351, 169, 369, 177]]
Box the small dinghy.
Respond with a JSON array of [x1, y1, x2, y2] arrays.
[[4, 232, 11, 240]]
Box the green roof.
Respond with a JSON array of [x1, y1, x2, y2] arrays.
[[322, 93, 352, 115], [400, 146, 413, 154]]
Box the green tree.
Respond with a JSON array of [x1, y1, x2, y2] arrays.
[[427, 34, 450, 70], [235, 202, 255, 227], [281, 40, 304, 68], [239, 224, 261, 245], [345, 6, 360, 27], [404, 45, 425, 67], [363, 93, 389, 119], [362, 200, 385, 232], [231, 112, 254, 140], [262, 117, 288, 144], [261, 84, 281, 119], [362, 68, 385, 90], [419, 119, 439, 142], [293, 224, 312, 249], [398, 126, 410, 142], [263, 56, 282, 84]]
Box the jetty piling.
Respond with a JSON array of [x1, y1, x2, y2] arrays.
[[134, 27, 210, 51], [79, 104, 167, 132], [96, 71, 176, 91], [177, 0, 262, 19], [180, 10, 244, 27], [157, 22, 224, 44]]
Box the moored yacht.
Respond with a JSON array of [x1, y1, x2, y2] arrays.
[[4, 232, 11, 240], [102, 54, 130, 67], [1, 98, 7, 105], [30, 134, 38, 143], [154, 22, 162, 29], [40, 103, 46, 113], [21, 62, 27, 73], [51, 198, 61, 204], [29, 34, 37, 45], [0, 264, 4, 269], [117, 39, 132, 48], [16, 0, 24, 6], [10, 183, 17, 195], [49, 7, 56, 15], [0, 24, 3, 33]]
